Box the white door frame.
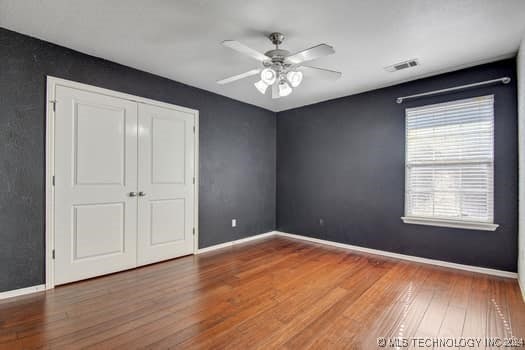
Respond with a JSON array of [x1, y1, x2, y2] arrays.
[[45, 76, 199, 289]]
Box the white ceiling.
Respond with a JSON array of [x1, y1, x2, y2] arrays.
[[1, 0, 525, 112]]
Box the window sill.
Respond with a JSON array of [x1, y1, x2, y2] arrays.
[[401, 216, 499, 231]]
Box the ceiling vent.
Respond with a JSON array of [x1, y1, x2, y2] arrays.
[[385, 59, 419, 72]]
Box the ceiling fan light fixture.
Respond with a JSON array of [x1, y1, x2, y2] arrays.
[[278, 81, 292, 97], [218, 32, 340, 99], [254, 80, 269, 94], [286, 71, 303, 87], [260, 68, 277, 85]]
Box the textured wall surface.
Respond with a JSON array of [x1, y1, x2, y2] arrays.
[[277, 59, 518, 272], [0, 27, 276, 292], [518, 39, 525, 291]]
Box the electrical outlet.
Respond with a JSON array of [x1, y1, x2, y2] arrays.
[[232, 219, 237, 227]]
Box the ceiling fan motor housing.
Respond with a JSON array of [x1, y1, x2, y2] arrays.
[[264, 49, 291, 72], [266, 32, 290, 71]]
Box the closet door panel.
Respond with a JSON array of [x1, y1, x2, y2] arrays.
[[54, 86, 138, 285], [137, 103, 195, 265]]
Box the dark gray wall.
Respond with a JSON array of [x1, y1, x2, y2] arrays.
[[277, 59, 518, 272], [0, 27, 276, 292], [0, 26, 519, 293]]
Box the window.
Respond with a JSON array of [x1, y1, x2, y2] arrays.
[[401, 95, 498, 231]]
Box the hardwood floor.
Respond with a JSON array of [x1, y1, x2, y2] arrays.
[[0, 236, 524, 349]]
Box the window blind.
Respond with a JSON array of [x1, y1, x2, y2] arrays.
[[405, 95, 494, 223]]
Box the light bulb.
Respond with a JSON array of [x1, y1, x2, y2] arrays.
[[279, 81, 292, 97], [260, 68, 276, 85], [254, 80, 268, 94], [286, 71, 303, 87]]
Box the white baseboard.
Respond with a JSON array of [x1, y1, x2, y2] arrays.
[[0, 284, 46, 300], [0, 232, 276, 300], [197, 230, 517, 279], [196, 231, 278, 254], [276, 231, 517, 279], [519, 278, 525, 303], [1, 230, 516, 300]]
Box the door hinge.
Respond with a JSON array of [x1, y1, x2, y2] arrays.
[[52, 249, 55, 259], [52, 175, 55, 186], [193, 228, 195, 235], [193, 126, 195, 133], [50, 100, 57, 112], [193, 177, 195, 184]]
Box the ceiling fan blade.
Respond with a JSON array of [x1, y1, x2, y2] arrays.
[[299, 66, 342, 80], [222, 40, 269, 62], [286, 44, 335, 65], [272, 81, 280, 99], [217, 69, 261, 85]]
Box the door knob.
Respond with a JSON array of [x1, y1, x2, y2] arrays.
[[129, 192, 137, 197], [138, 191, 147, 197]]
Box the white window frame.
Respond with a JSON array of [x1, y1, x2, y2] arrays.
[[401, 95, 499, 231]]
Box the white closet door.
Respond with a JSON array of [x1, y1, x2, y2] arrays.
[[137, 103, 195, 265], [54, 86, 138, 285]]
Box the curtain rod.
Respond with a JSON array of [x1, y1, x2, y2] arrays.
[[396, 77, 511, 104]]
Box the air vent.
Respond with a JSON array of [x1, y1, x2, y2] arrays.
[[385, 59, 419, 72]]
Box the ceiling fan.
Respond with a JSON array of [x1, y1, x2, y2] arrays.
[[217, 32, 342, 98]]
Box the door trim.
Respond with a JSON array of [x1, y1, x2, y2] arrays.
[[45, 76, 199, 289]]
